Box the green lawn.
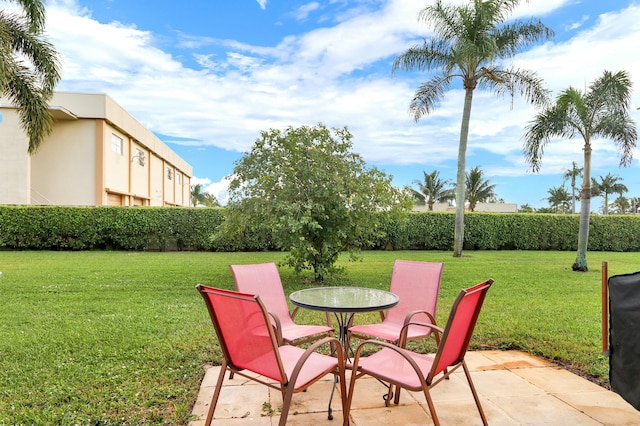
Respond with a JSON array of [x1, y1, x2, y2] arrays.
[[0, 250, 637, 424]]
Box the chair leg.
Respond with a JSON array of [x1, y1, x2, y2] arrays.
[[205, 361, 228, 426], [422, 388, 440, 426], [462, 361, 488, 426], [392, 384, 402, 405], [278, 386, 295, 426]]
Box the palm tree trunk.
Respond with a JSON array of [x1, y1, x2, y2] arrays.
[[573, 145, 592, 271], [453, 87, 474, 257], [571, 177, 576, 214]]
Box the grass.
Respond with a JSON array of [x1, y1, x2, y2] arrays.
[[0, 249, 637, 424]]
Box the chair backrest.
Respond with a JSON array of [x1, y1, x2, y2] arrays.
[[429, 279, 494, 379], [385, 260, 444, 324], [230, 263, 293, 324], [196, 284, 286, 383]]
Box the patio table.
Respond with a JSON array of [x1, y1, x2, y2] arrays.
[[289, 286, 399, 420]]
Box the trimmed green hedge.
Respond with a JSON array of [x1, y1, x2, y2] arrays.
[[1, 206, 639, 252], [0, 206, 224, 251]]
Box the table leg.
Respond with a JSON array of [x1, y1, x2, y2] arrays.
[[326, 311, 354, 420]]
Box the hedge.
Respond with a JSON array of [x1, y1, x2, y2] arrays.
[[1, 206, 639, 252]]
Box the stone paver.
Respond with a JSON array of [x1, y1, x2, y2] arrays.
[[190, 350, 640, 425]]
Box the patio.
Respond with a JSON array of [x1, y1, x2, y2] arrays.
[[190, 350, 640, 425]]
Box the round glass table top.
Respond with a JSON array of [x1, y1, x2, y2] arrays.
[[290, 287, 399, 313]]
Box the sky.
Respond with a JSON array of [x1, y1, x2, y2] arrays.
[[38, 0, 640, 209]]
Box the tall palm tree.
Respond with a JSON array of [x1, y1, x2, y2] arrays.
[[544, 185, 571, 214], [523, 70, 637, 271], [393, 0, 552, 257], [412, 170, 453, 211], [1, 0, 60, 152], [591, 173, 628, 215], [562, 161, 582, 214], [464, 166, 497, 212]]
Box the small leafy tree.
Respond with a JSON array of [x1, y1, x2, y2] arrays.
[[464, 166, 497, 212], [224, 124, 412, 281], [411, 170, 453, 210]]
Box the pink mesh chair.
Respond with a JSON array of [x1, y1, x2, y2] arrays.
[[196, 285, 348, 426], [230, 262, 333, 345], [347, 260, 444, 346], [344, 279, 494, 426]]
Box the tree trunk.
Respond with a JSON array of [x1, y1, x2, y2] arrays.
[[453, 87, 474, 257], [571, 178, 576, 214], [573, 144, 592, 271]]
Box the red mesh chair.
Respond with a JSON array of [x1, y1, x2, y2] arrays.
[[344, 279, 494, 426], [347, 260, 444, 346], [230, 262, 333, 345], [196, 285, 347, 426]]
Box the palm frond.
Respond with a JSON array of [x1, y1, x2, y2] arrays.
[[409, 73, 454, 121], [481, 66, 550, 107]]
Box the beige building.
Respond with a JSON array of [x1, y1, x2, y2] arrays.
[[0, 92, 192, 206]]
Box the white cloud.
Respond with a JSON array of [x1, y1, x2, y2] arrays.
[[564, 15, 589, 31], [256, 0, 267, 10], [43, 0, 640, 206], [294, 2, 321, 21]]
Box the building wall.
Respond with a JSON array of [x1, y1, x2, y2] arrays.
[[31, 119, 96, 205], [0, 109, 30, 204], [149, 154, 164, 206], [0, 92, 192, 207]]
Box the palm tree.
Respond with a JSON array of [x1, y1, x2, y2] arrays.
[[544, 185, 571, 214], [190, 184, 205, 207], [610, 196, 630, 214], [393, 0, 552, 257], [523, 70, 637, 271], [202, 192, 220, 208], [412, 170, 453, 211], [1, 0, 61, 153], [562, 161, 582, 214], [518, 203, 535, 213], [629, 197, 640, 214], [464, 166, 497, 212], [591, 173, 628, 215]]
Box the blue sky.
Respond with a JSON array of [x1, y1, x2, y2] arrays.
[[43, 0, 640, 209]]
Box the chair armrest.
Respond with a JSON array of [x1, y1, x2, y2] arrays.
[[291, 307, 333, 328], [287, 336, 345, 390], [403, 310, 437, 327], [398, 321, 443, 348], [268, 311, 284, 345]]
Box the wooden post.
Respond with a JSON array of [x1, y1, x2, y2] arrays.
[[602, 261, 608, 354]]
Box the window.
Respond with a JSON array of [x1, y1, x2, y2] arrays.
[[111, 134, 123, 155], [166, 167, 173, 180], [176, 174, 181, 184]]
